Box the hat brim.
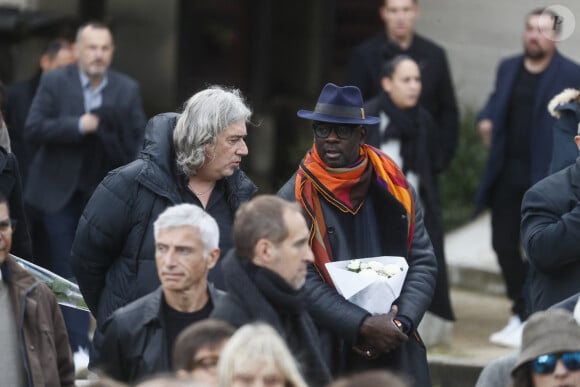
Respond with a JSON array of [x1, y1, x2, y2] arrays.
[[297, 110, 380, 125]]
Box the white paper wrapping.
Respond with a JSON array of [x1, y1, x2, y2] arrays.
[[325, 256, 408, 315]]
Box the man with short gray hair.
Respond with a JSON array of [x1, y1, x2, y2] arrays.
[[97, 203, 225, 383]]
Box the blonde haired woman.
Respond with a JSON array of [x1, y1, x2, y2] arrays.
[[217, 323, 308, 387]]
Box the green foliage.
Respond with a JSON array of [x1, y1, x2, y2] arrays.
[[440, 108, 487, 231]]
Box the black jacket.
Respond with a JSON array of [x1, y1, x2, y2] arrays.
[[521, 157, 580, 312], [0, 146, 32, 259], [71, 113, 257, 334], [211, 251, 332, 386], [278, 173, 436, 386], [98, 285, 225, 383]]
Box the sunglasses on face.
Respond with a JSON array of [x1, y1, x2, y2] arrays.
[[312, 123, 360, 140], [531, 351, 580, 374]]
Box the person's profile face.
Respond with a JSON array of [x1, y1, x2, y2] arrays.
[[199, 119, 248, 180], [380, 0, 418, 42], [232, 359, 286, 387], [313, 123, 366, 168], [266, 209, 313, 290], [382, 59, 421, 109]]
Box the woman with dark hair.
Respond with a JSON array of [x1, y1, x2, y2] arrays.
[[364, 55, 454, 325]]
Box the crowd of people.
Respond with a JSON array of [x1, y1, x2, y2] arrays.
[[2, 1, 580, 386]]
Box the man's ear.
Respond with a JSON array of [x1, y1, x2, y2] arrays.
[[205, 247, 221, 270], [379, 4, 388, 24], [575, 135, 580, 151], [359, 125, 367, 145], [252, 238, 274, 265], [39, 54, 51, 72], [381, 77, 392, 94]]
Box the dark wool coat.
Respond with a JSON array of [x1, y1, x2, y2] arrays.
[[97, 285, 225, 383], [71, 113, 257, 350], [521, 157, 580, 313], [278, 173, 436, 387], [2, 255, 75, 387], [211, 251, 333, 387]]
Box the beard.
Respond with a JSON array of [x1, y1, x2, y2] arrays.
[[524, 44, 547, 60]]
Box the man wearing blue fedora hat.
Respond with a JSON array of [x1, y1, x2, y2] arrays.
[[278, 83, 437, 386]]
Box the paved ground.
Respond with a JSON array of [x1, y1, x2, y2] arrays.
[[423, 211, 518, 386], [429, 287, 514, 362]]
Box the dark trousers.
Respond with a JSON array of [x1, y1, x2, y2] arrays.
[[41, 191, 91, 352], [490, 172, 530, 321]]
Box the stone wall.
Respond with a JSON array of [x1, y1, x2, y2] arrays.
[[417, 1, 580, 111]]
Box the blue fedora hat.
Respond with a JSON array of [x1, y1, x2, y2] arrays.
[[297, 83, 379, 125]]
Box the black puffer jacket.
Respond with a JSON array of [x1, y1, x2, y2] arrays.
[[71, 113, 257, 332]]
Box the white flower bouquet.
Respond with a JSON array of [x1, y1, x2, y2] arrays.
[[14, 256, 89, 311], [325, 256, 408, 315]]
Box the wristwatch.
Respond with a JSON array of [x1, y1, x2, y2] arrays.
[[393, 318, 410, 335]]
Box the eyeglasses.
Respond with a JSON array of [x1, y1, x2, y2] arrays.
[[191, 355, 219, 371], [531, 351, 580, 374], [0, 218, 14, 235], [313, 123, 360, 140]]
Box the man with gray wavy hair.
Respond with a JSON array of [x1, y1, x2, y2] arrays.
[[72, 85, 256, 367]]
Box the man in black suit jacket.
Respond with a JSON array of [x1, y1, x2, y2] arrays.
[[24, 21, 146, 355]]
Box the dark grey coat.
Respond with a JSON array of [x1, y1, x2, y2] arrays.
[[278, 173, 437, 386]]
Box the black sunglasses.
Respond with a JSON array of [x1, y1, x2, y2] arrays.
[[313, 123, 360, 140], [531, 351, 580, 374]]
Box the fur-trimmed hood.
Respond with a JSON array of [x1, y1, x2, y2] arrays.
[[548, 88, 580, 118]]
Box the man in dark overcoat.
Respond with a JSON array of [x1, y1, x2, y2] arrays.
[[278, 83, 437, 386]]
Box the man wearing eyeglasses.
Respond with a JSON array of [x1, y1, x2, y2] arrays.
[[96, 203, 225, 383], [278, 83, 437, 385], [0, 192, 74, 386]]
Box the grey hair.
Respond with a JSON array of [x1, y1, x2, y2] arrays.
[[217, 323, 308, 387], [153, 204, 219, 255], [173, 85, 252, 176]]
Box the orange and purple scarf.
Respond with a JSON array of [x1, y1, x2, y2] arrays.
[[295, 144, 415, 286]]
